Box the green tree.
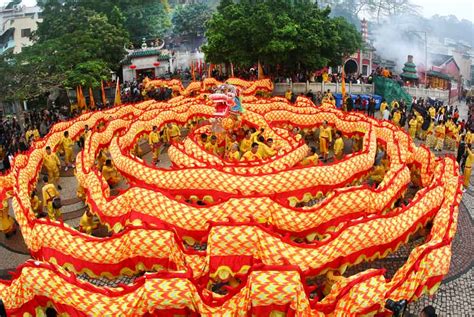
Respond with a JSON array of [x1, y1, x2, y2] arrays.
[[0, 3, 128, 101], [203, 0, 362, 74], [172, 2, 213, 39], [120, 0, 171, 42]]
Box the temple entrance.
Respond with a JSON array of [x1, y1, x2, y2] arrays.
[[344, 59, 358, 75], [136, 68, 156, 81]]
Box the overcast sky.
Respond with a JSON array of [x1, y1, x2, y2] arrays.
[[1, 0, 473, 22]]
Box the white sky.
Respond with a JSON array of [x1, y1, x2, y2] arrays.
[[1, 0, 474, 22], [412, 0, 474, 21]]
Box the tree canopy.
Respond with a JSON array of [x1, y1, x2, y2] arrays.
[[0, 0, 174, 102], [203, 0, 362, 73], [0, 1, 129, 101], [172, 2, 213, 39]]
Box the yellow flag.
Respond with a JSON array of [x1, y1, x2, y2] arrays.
[[78, 85, 87, 109], [101, 81, 107, 106], [114, 79, 121, 107], [341, 69, 346, 99], [89, 87, 96, 109]]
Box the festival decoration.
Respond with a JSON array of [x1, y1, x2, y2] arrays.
[[0, 79, 462, 316]]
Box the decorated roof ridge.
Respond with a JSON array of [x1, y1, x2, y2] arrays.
[[400, 72, 419, 80], [122, 53, 170, 66], [427, 70, 452, 80], [402, 65, 417, 71]]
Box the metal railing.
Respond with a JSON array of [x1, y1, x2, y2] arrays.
[[273, 82, 375, 95]]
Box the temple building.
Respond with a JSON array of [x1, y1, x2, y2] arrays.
[[121, 39, 174, 82]]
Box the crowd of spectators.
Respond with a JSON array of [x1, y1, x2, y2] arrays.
[[0, 107, 72, 173]]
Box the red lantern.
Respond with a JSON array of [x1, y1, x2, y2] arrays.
[[153, 62, 161, 67], [129, 64, 137, 70]]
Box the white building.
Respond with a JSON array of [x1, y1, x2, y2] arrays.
[[122, 39, 175, 82], [0, 3, 42, 54]]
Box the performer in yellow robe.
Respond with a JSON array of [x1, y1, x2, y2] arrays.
[[292, 127, 302, 142], [42, 175, 61, 221], [165, 123, 181, 144], [256, 136, 276, 160], [198, 133, 209, 147], [0, 198, 15, 235], [102, 159, 121, 187], [426, 121, 436, 148], [463, 145, 473, 191], [333, 131, 344, 160], [205, 135, 219, 155], [96, 149, 108, 171], [319, 121, 332, 160], [240, 130, 253, 153], [379, 100, 388, 119], [25, 127, 40, 142], [300, 146, 318, 166], [428, 106, 436, 120], [228, 144, 241, 162], [392, 110, 401, 126], [391, 100, 399, 110], [43, 146, 61, 188], [241, 143, 262, 162], [132, 142, 143, 158], [30, 190, 42, 217], [416, 113, 424, 139], [369, 165, 386, 184], [434, 123, 446, 151], [408, 117, 418, 139], [79, 210, 99, 235], [61, 131, 75, 170], [148, 126, 161, 164], [466, 130, 473, 145]]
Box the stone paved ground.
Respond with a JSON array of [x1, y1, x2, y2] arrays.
[[0, 105, 472, 315]]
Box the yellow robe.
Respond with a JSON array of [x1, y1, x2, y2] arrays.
[[42, 183, 61, 220], [393, 112, 401, 126], [148, 131, 161, 162], [229, 151, 241, 162], [239, 138, 253, 153], [61, 137, 75, 165], [257, 142, 276, 159], [319, 126, 332, 155], [416, 115, 424, 137], [301, 154, 319, 166], [80, 212, 98, 234], [429, 107, 436, 119], [102, 165, 120, 187], [466, 131, 473, 145], [31, 195, 41, 216], [333, 137, 344, 160], [43, 152, 61, 184], [241, 151, 262, 162], [408, 118, 418, 138], [165, 124, 180, 142], [205, 142, 219, 155], [434, 125, 446, 150], [464, 149, 473, 188], [0, 199, 14, 233]]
